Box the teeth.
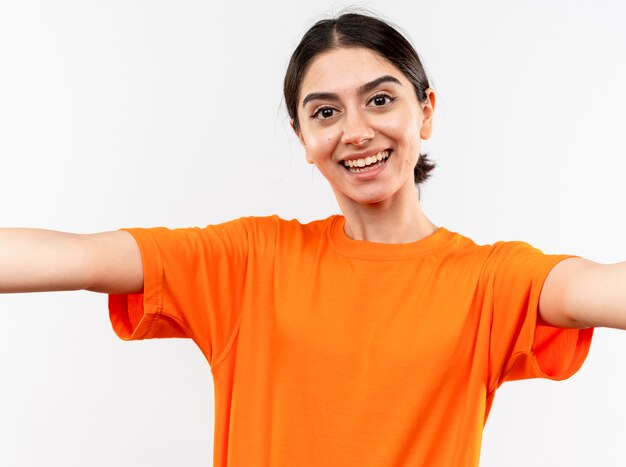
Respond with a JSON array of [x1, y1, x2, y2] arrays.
[[343, 150, 390, 169]]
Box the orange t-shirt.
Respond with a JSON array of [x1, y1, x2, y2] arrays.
[[109, 215, 593, 467]]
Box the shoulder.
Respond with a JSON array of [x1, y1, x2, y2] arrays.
[[445, 229, 544, 260], [215, 214, 336, 246], [230, 214, 335, 234], [439, 231, 557, 279]]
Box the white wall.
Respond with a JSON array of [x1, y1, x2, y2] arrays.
[[1, 1, 625, 465]]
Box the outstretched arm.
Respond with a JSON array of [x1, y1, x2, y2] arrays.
[[540, 258, 626, 329], [0, 229, 143, 294]]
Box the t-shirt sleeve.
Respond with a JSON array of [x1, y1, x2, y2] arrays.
[[108, 217, 252, 366], [486, 242, 593, 393]]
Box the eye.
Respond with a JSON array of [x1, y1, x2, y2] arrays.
[[311, 106, 338, 120], [368, 93, 396, 107]]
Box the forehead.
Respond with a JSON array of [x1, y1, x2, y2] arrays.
[[300, 47, 407, 98]]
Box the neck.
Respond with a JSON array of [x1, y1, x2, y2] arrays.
[[337, 185, 437, 244]]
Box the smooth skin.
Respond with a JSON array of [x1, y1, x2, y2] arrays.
[[295, 47, 437, 244], [0, 229, 142, 294], [0, 46, 624, 333], [292, 46, 624, 332]]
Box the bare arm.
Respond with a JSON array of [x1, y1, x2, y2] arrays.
[[540, 257, 626, 329], [0, 229, 143, 294]]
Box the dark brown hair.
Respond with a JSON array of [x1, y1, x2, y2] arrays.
[[284, 12, 435, 185]]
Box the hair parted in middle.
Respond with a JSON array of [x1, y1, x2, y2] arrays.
[[283, 12, 435, 185]]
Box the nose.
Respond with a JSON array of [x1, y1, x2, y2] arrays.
[[341, 109, 375, 146]]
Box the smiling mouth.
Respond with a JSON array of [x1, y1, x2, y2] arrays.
[[341, 149, 391, 173]]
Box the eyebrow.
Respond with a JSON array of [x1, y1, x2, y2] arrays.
[[301, 75, 402, 109]]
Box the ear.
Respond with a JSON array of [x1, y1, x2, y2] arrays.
[[291, 120, 315, 165], [290, 119, 306, 147], [419, 88, 436, 140]]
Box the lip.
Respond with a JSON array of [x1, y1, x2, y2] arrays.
[[338, 148, 391, 164], [344, 150, 391, 180]]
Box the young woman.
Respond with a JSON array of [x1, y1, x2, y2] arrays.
[[1, 11, 624, 467]]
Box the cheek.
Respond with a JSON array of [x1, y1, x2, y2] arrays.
[[302, 129, 339, 162], [303, 137, 326, 165], [376, 116, 421, 165], [377, 110, 420, 139]]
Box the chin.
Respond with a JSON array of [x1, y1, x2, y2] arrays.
[[334, 180, 409, 208], [350, 182, 416, 207], [351, 191, 394, 206]]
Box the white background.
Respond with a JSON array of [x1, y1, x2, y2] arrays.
[[1, 0, 625, 465]]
